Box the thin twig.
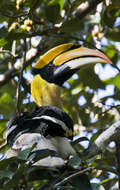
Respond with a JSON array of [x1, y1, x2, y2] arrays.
[[16, 39, 27, 113], [0, 12, 29, 18], [39, 170, 71, 190], [48, 167, 92, 190], [0, 141, 7, 151], [0, 50, 17, 57], [99, 104, 120, 116], [0, 39, 48, 88]]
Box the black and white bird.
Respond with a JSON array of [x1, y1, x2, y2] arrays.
[[6, 106, 76, 167]]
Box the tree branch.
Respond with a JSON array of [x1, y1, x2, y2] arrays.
[[84, 120, 120, 158], [21, 77, 30, 94], [0, 40, 48, 88], [99, 104, 120, 116], [0, 141, 7, 151], [16, 39, 27, 112], [0, 12, 29, 18], [0, 50, 17, 57]]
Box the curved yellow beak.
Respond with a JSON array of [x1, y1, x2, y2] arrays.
[[34, 43, 74, 69], [33, 43, 112, 70], [53, 46, 112, 67]]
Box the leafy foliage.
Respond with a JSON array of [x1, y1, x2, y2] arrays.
[[0, 0, 120, 189]]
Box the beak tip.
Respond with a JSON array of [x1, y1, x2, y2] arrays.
[[105, 57, 113, 65], [109, 59, 113, 64]]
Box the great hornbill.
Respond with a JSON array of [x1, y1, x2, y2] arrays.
[[6, 106, 76, 167], [31, 43, 112, 106]]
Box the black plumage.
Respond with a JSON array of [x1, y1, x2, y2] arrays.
[[7, 106, 73, 147], [32, 63, 79, 86]]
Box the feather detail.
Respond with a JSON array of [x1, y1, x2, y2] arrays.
[[31, 75, 61, 107]]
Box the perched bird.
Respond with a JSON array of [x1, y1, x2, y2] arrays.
[[6, 106, 76, 167], [32, 43, 112, 86]]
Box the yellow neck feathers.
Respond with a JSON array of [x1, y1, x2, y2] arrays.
[[31, 75, 62, 108]]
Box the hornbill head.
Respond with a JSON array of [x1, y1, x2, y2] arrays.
[[32, 43, 112, 86]]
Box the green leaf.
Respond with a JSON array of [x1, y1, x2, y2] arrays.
[[103, 45, 116, 59], [68, 155, 82, 169], [28, 166, 58, 181], [0, 157, 21, 173], [106, 27, 120, 41], [0, 83, 16, 97], [100, 177, 116, 185], [61, 18, 84, 32], [48, 0, 64, 11], [0, 93, 13, 104], [0, 38, 8, 47], [94, 159, 116, 174], [85, 68, 105, 89], [71, 174, 93, 190], [77, 67, 105, 90], [101, 5, 120, 27], [78, 108, 90, 126], [71, 84, 83, 95], [45, 3, 60, 22], [17, 148, 32, 161], [103, 74, 120, 89], [72, 136, 89, 145], [0, 16, 8, 23], [90, 132, 99, 145], [3, 164, 28, 190], [0, 93, 15, 115], [72, 143, 85, 153], [58, 0, 64, 11], [18, 143, 37, 161], [0, 170, 14, 180]]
